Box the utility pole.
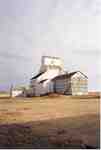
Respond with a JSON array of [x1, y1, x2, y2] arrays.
[[64, 72, 69, 95], [10, 84, 13, 98]]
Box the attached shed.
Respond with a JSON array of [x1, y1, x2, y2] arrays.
[[30, 69, 61, 96], [52, 71, 88, 95]]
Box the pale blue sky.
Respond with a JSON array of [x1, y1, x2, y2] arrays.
[[0, 0, 101, 91]]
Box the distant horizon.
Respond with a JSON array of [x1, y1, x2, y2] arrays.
[[0, 52, 100, 92], [0, 87, 100, 93]]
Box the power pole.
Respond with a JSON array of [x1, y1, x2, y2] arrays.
[[10, 84, 13, 98]]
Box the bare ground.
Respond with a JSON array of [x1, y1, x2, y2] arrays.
[[0, 95, 100, 148]]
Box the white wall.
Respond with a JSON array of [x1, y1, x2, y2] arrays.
[[12, 90, 23, 97], [34, 69, 62, 96], [34, 80, 54, 96], [37, 68, 61, 82]]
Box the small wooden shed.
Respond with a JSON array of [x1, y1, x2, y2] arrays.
[[52, 71, 88, 95], [12, 87, 24, 97]]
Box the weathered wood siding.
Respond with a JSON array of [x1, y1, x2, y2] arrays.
[[71, 75, 88, 95], [30, 69, 61, 96], [54, 78, 72, 95], [53, 72, 88, 95]]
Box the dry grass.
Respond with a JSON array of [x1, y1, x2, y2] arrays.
[[0, 95, 100, 148], [0, 95, 99, 123]]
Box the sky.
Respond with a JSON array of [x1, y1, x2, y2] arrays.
[[0, 0, 101, 91]]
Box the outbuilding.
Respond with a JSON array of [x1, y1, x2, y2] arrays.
[[11, 87, 24, 97]]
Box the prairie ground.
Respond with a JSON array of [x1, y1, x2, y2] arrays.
[[0, 95, 100, 148]]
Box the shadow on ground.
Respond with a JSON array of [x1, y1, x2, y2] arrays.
[[0, 114, 100, 149]]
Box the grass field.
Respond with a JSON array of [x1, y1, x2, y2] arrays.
[[0, 95, 100, 148]]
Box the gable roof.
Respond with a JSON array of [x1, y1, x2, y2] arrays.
[[76, 71, 88, 79], [30, 72, 45, 80], [52, 71, 88, 81]]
